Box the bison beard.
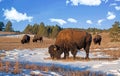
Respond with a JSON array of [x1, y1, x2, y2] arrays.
[[48, 29, 92, 60], [21, 35, 30, 44]]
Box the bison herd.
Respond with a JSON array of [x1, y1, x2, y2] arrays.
[[21, 34, 43, 44], [21, 29, 102, 60]]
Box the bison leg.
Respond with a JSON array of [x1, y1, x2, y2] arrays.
[[63, 51, 69, 59], [71, 49, 77, 60], [99, 42, 100, 45], [99, 40, 101, 45], [84, 45, 90, 59]]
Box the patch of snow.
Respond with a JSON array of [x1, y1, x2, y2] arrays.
[[92, 64, 103, 68], [104, 48, 119, 51], [30, 70, 41, 75], [0, 34, 34, 38]]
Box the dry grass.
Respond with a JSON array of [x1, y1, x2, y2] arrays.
[[0, 32, 119, 50], [90, 32, 120, 49], [0, 36, 55, 50], [101, 50, 120, 58], [0, 61, 107, 76]]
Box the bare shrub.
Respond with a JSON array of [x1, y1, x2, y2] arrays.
[[25, 64, 31, 69], [0, 61, 3, 72], [5, 61, 10, 73], [12, 61, 21, 74], [30, 64, 38, 70], [0, 61, 107, 76]]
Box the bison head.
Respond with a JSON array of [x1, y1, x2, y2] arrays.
[[21, 39, 25, 44], [32, 39, 37, 42], [48, 45, 62, 59], [93, 35, 102, 45]]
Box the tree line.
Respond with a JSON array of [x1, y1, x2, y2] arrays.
[[23, 22, 62, 38], [23, 21, 120, 41], [0, 21, 120, 41], [0, 21, 14, 32]]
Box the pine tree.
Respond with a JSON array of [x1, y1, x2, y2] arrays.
[[23, 24, 32, 34], [109, 21, 120, 42], [51, 25, 61, 38], [46, 26, 53, 38], [0, 22, 4, 31], [4, 21, 14, 32], [32, 24, 39, 34], [37, 22, 46, 36]]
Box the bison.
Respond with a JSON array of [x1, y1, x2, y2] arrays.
[[48, 29, 92, 60], [21, 34, 30, 44], [32, 35, 43, 43], [93, 35, 102, 45]]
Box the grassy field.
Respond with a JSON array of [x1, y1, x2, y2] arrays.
[[0, 33, 55, 50], [0, 31, 120, 57]]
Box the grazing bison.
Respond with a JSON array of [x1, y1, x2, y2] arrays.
[[93, 35, 102, 45], [48, 29, 92, 59], [48, 45, 62, 59], [21, 34, 30, 44], [32, 35, 43, 42]]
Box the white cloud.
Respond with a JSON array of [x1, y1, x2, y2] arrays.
[[50, 18, 67, 25], [3, 7, 33, 22], [97, 19, 105, 25], [107, 12, 116, 20], [115, 6, 120, 10], [86, 20, 92, 24], [66, 0, 102, 6], [109, 3, 117, 6], [66, 0, 70, 4], [67, 18, 77, 23]]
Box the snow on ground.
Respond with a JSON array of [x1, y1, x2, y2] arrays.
[[0, 48, 120, 76], [0, 34, 34, 38]]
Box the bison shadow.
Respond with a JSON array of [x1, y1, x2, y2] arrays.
[[45, 57, 118, 61]]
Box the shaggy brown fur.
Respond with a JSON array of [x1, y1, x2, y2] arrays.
[[48, 29, 92, 59], [32, 35, 43, 43], [93, 35, 102, 45], [48, 45, 62, 59], [21, 35, 30, 44]]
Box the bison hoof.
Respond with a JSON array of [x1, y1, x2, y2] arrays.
[[85, 57, 89, 60]]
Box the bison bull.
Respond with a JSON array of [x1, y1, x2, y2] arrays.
[[93, 35, 102, 45], [21, 34, 30, 44], [32, 35, 43, 43], [48, 29, 92, 59]]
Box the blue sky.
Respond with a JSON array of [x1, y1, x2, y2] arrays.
[[0, 0, 120, 31]]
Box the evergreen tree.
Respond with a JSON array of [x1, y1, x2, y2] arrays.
[[51, 25, 61, 38], [0, 22, 4, 31], [37, 22, 46, 36], [32, 24, 39, 34], [23, 24, 32, 34], [46, 26, 53, 38], [4, 21, 14, 32], [109, 21, 120, 42]]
